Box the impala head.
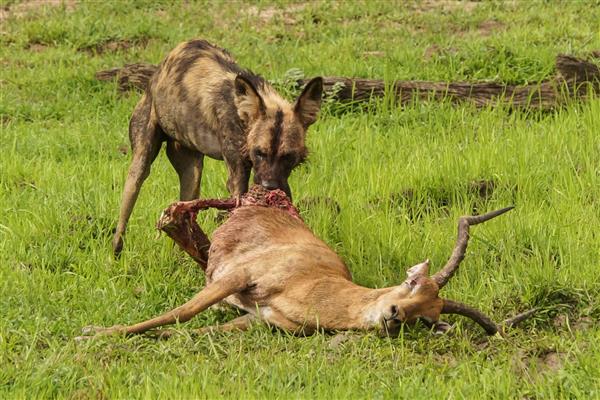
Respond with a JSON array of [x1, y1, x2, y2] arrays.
[[234, 75, 323, 198], [372, 260, 444, 336], [362, 206, 532, 337]]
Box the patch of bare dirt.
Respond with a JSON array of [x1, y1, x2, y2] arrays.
[[423, 45, 459, 61], [362, 51, 386, 58], [78, 38, 149, 55], [1, 0, 76, 21], [26, 42, 49, 52], [328, 332, 357, 350], [244, 3, 307, 26], [536, 351, 564, 373], [572, 316, 594, 331], [408, 0, 479, 14], [553, 314, 595, 331], [513, 349, 566, 378], [477, 20, 505, 37]]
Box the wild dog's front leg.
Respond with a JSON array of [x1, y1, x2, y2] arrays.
[[78, 271, 250, 339], [225, 160, 251, 202], [112, 94, 163, 257]]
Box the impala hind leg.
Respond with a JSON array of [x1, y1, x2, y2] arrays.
[[149, 314, 258, 339], [78, 271, 250, 339]]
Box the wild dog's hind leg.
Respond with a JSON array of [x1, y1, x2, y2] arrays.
[[166, 141, 204, 201], [112, 94, 164, 256], [79, 271, 250, 338]]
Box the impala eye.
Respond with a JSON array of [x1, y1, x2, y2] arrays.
[[406, 278, 417, 287]]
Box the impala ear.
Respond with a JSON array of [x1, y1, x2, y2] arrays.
[[234, 75, 265, 126], [406, 260, 430, 279], [294, 77, 323, 128]]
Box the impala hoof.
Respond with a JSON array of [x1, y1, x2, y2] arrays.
[[77, 325, 125, 340], [433, 321, 452, 335]]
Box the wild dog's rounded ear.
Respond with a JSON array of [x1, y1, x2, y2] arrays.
[[294, 77, 323, 128], [234, 74, 265, 126]]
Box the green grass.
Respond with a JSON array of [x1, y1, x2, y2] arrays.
[[1, 0, 600, 398]]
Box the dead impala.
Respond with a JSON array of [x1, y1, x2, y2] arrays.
[[79, 186, 533, 339]]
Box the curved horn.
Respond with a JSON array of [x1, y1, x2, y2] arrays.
[[441, 299, 538, 335], [441, 299, 499, 335], [432, 206, 514, 289]]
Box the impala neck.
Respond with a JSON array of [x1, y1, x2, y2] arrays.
[[309, 279, 394, 331]]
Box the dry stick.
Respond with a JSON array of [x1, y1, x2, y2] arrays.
[[95, 54, 600, 110], [299, 54, 600, 109]]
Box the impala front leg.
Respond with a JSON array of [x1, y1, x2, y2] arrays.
[[157, 198, 237, 269], [78, 271, 250, 339]]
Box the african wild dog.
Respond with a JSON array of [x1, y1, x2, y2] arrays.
[[112, 39, 323, 256]]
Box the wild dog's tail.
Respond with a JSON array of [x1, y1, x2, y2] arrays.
[[95, 62, 158, 93]]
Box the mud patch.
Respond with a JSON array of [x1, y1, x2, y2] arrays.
[[537, 351, 563, 372], [1, 0, 76, 21], [476, 20, 505, 37], [407, 0, 479, 14], [78, 37, 150, 55], [244, 3, 307, 26], [512, 349, 566, 378], [25, 42, 49, 52], [362, 51, 386, 58], [553, 314, 595, 331], [328, 332, 357, 350]]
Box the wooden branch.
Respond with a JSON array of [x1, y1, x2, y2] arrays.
[[299, 54, 599, 109], [95, 52, 600, 110]]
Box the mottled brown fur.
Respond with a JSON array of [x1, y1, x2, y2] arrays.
[[112, 39, 323, 255], [80, 189, 527, 340], [81, 200, 451, 339]]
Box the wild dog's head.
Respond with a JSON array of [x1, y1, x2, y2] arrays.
[[234, 75, 323, 198]]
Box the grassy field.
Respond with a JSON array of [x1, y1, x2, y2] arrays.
[[2, 0, 600, 398]]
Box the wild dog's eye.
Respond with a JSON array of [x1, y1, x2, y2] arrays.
[[254, 149, 267, 160], [279, 153, 296, 165]]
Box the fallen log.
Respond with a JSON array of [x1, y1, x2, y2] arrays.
[[95, 53, 600, 110]]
